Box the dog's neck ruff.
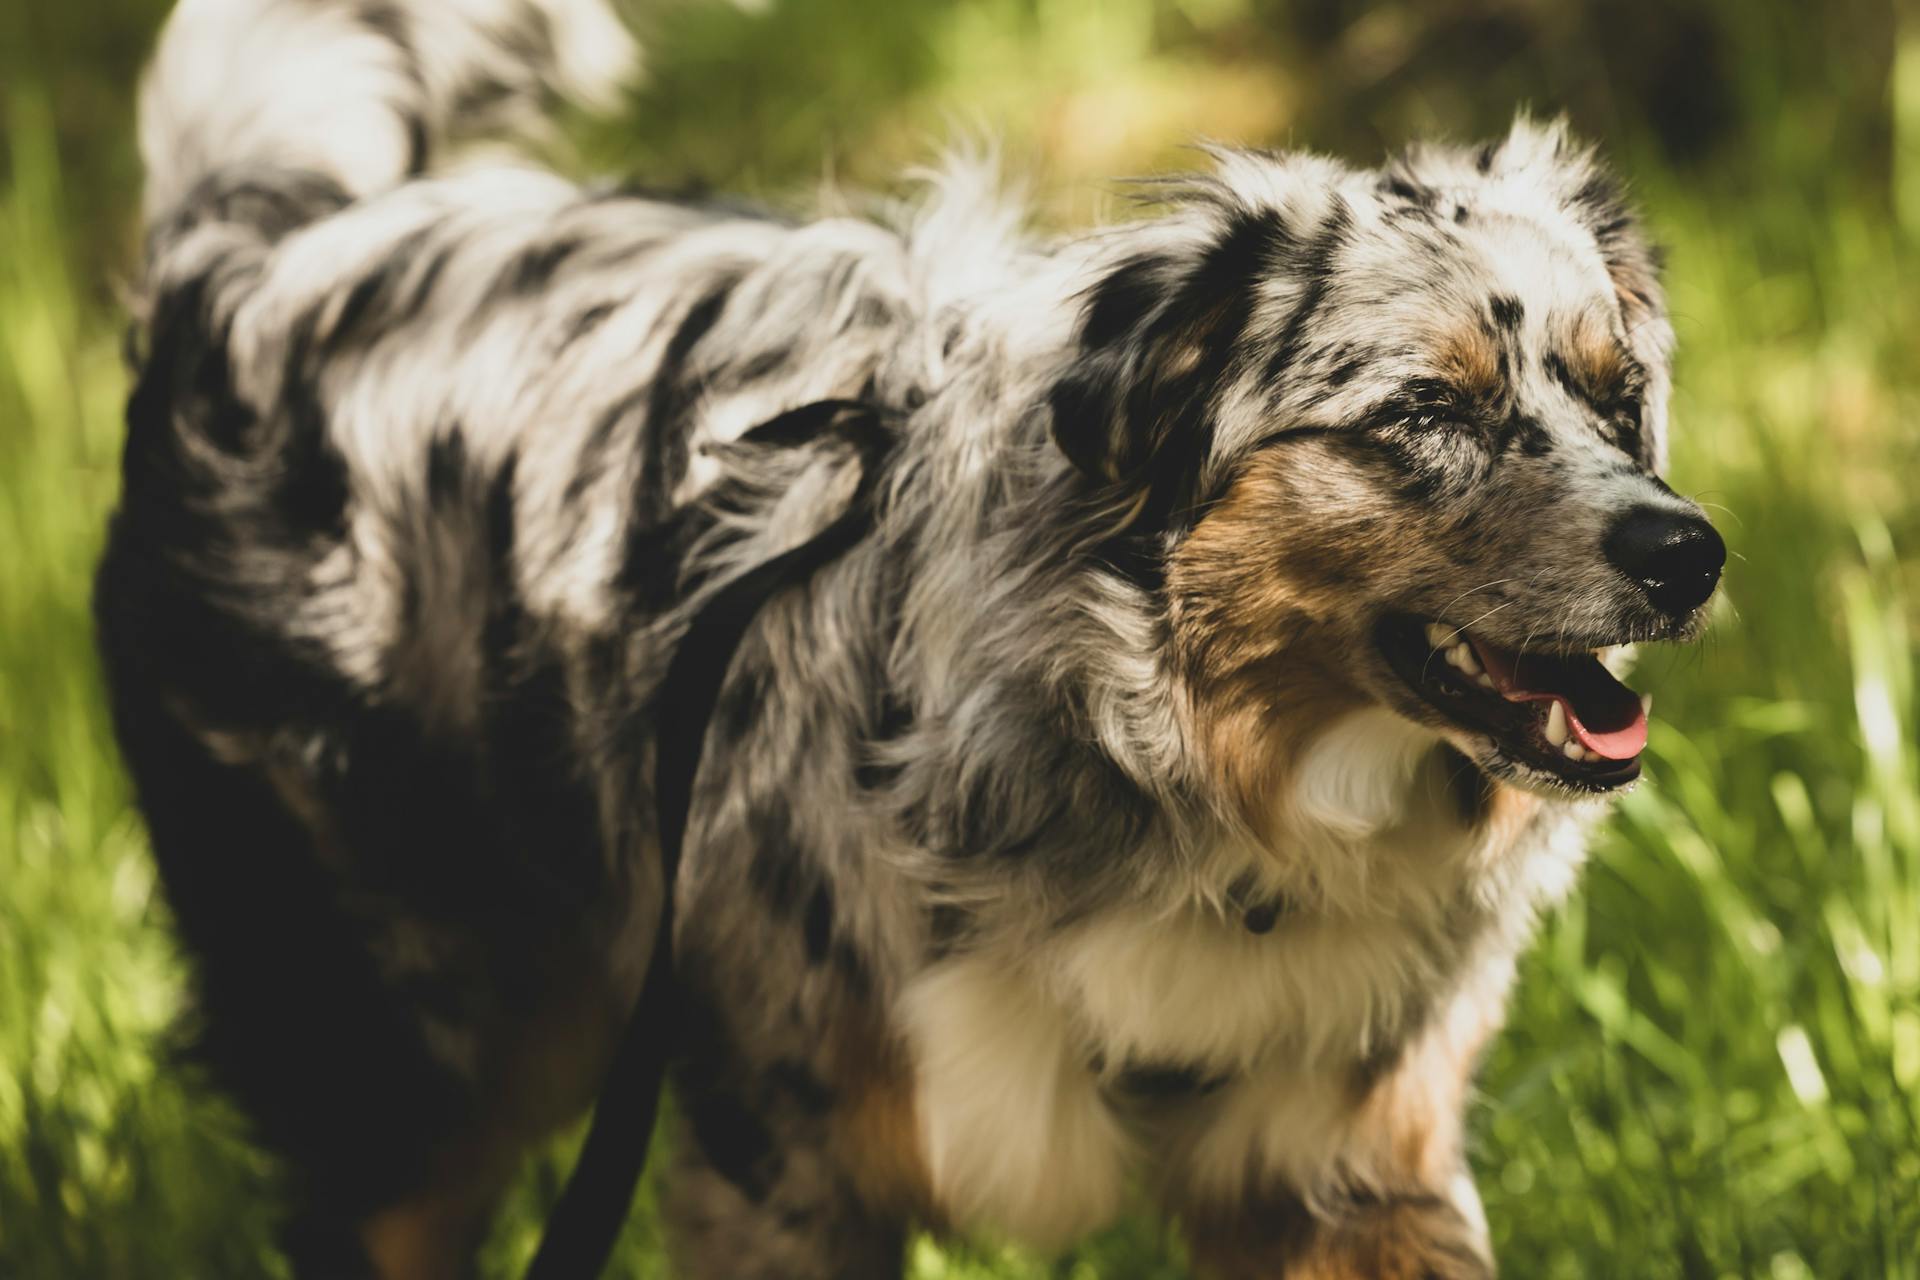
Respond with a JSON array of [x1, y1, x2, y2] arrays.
[[899, 709, 1585, 1249]]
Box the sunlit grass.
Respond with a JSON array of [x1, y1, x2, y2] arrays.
[[0, 88, 283, 1277], [2, 4, 1917, 1277]]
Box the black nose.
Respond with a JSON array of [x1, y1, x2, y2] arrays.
[[1604, 506, 1726, 616]]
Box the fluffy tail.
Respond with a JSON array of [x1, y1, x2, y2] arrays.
[[138, 0, 637, 229]]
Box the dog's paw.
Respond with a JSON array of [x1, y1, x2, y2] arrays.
[[1288, 1195, 1494, 1280], [1189, 1191, 1494, 1280]]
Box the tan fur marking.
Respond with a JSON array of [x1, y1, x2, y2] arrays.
[[1605, 247, 1662, 319], [1168, 448, 1434, 835], [356, 1118, 533, 1280], [1349, 998, 1498, 1189], [1191, 1199, 1491, 1280], [824, 1004, 940, 1225], [361, 1185, 499, 1280], [1478, 778, 1542, 849], [1565, 310, 1632, 402], [1180, 969, 1505, 1277], [1279, 1199, 1492, 1280], [1434, 321, 1503, 405]]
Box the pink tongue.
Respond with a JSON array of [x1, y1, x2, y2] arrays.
[[1468, 640, 1648, 760]]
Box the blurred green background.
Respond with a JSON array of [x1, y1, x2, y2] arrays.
[[3, 0, 1918, 1275]]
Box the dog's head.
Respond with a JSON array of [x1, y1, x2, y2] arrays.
[[1051, 118, 1721, 815]]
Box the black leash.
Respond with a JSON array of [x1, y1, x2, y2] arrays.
[[525, 398, 894, 1280]]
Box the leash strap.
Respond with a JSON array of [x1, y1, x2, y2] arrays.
[[525, 399, 892, 1280]]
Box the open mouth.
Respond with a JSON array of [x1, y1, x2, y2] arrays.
[[1376, 614, 1650, 791]]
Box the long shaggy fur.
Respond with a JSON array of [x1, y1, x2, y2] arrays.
[[99, 2, 1718, 1276]]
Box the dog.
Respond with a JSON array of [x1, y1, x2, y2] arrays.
[[96, 1, 1725, 1275]]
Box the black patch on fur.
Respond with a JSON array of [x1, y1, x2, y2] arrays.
[[1079, 254, 1167, 351], [152, 170, 355, 248], [927, 902, 972, 957], [1543, 350, 1580, 400], [327, 230, 430, 347], [1324, 349, 1363, 387], [714, 665, 768, 745], [636, 276, 738, 526], [1382, 175, 1432, 206], [848, 293, 896, 330], [498, 237, 583, 296], [1261, 201, 1352, 388], [767, 1059, 835, 1115], [1064, 206, 1281, 482], [1487, 294, 1525, 332], [313, 229, 458, 354], [743, 810, 810, 917], [356, 1, 408, 45], [1061, 207, 1294, 587], [828, 941, 872, 999], [802, 881, 835, 964], [1570, 171, 1628, 230], [563, 302, 617, 347], [1091, 531, 1169, 595], [424, 426, 471, 507], [401, 113, 430, 178], [400, 243, 455, 326], [1544, 349, 1652, 463], [680, 1080, 783, 1203], [854, 693, 912, 792], [722, 344, 794, 388], [1499, 411, 1552, 457], [568, 384, 646, 509]]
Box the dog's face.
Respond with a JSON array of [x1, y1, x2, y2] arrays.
[[1052, 120, 1721, 816]]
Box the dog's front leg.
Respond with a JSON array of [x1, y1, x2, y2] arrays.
[[662, 1086, 911, 1280], [1186, 1183, 1492, 1280], [1178, 984, 1503, 1278]]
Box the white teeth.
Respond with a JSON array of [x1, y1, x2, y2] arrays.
[[1545, 701, 1569, 747], [1424, 622, 1494, 688], [1640, 692, 1654, 717], [1562, 740, 1587, 762]]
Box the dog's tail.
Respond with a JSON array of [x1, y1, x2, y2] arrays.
[[138, 0, 637, 238]]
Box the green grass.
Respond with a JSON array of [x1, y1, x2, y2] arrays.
[[3, 1, 1918, 1275]]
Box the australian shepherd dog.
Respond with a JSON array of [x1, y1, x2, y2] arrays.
[[97, 1, 1725, 1275]]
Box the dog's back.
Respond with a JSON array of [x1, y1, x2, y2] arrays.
[[97, 1, 929, 1268]]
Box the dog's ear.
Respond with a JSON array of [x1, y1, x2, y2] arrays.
[[1048, 208, 1281, 495]]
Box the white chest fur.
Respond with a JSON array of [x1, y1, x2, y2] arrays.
[[896, 709, 1590, 1248]]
